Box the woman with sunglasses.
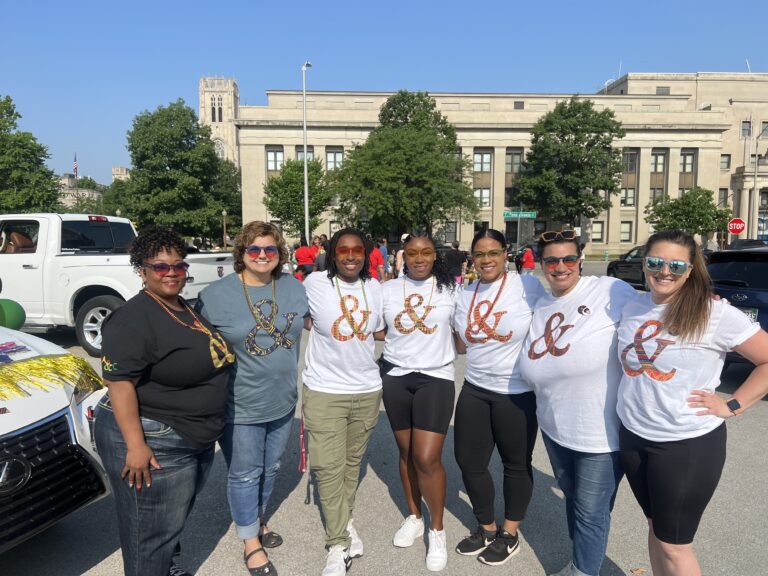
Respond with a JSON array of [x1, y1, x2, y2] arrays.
[[616, 230, 768, 576], [301, 228, 385, 576], [452, 228, 545, 567], [518, 230, 637, 576], [95, 226, 234, 576], [197, 221, 309, 576], [377, 233, 458, 572]]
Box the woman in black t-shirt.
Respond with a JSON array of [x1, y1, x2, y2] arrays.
[[94, 227, 235, 576]]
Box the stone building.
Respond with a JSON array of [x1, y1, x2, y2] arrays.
[[200, 73, 768, 253]]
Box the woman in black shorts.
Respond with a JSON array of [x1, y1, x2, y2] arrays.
[[377, 233, 458, 572], [617, 230, 768, 576]]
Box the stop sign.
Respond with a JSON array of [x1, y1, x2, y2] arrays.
[[728, 217, 746, 235]]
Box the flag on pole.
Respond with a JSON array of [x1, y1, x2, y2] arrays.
[[73, 154, 78, 181]]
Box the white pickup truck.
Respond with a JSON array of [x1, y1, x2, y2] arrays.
[[0, 213, 234, 356]]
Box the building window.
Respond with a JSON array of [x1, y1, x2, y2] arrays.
[[266, 146, 284, 171], [750, 154, 759, 165], [620, 221, 633, 243], [474, 188, 491, 208], [473, 151, 492, 173], [443, 221, 457, 243], [505, 149, 523, 173], [210, 96, 216, 123], [592, 221, 604, 243], [761, 190, 768, 208], [718, 188, 729, 207], [623, 151, 637, 173], [326, 147, 344, 170], [504, 187, 518, 207], [651, 152, 666, 173], [217, 95, 223, 123], [720, 154, 731, 170], [742, 120, 752, 138], [474, 221, 489, 235], [514, 101, 525, 110], [679, 188, 691, 195], [651, 188, 666, 204], [214, 139, 226, 160], [534, 221, 547, 237], [761, 121, 768, 138], [680, 152, 695, 173], [620, 188, 636, 207], [656, 86, 671, 95], [296, 145, 314, 161]]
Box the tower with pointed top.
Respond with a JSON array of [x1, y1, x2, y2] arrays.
[[199, 77, 240, 166]]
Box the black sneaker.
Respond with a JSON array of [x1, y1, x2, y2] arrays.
[[455, 525, 497, 556], [478, 529, 520, 566], [168, 564, 192, 576]]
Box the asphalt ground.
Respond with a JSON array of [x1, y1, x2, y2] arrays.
[[2, 266, 766, 576]]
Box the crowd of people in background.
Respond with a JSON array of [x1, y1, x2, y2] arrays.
[[94, 223, 768, 576]]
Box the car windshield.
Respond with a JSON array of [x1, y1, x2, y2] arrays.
[[708, 253, 768, 290]]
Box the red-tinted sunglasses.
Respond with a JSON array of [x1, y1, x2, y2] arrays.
[[245, 245, 279, 260], [335, 246, 365, 258], [143, 262, 190, 276]]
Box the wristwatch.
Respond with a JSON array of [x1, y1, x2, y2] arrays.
[[726, 398, 742, 416]]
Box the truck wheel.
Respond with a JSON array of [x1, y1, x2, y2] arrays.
[[75, 295, 124, 357]]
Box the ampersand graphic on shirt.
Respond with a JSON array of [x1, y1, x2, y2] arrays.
[[332, 295, 371, 342], [393, 294, 437, 335], [245, 299, 298, 356], [621, 320, 676, 381], [465, 300, 513, 343], [527, 312, 574, 359]]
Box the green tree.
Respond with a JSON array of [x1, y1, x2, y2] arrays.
[[61, 192, 104, 214], [516, 97, 625, 226], [123, 99, 240, 237], [330, 91, 476, 237], [101, 178, 131, 216], [263, 159, 332, 237], [74, 176, 101, 190], [644, 187, 732, 237], [0, 95, 61, 213]]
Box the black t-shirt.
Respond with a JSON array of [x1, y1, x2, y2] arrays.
[[101, 291, 232, 448], [444, 249, 467, 276]]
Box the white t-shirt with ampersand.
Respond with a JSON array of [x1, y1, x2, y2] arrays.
[[519, 275, 638, 452], [453, 273, 545, 394], [617, 294, 760, 442], [382, 276, 459, 381], [302, 272, 384, 394]]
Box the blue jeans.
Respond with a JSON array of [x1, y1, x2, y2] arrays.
[[543, 433, 623, 576], [94, 399, 214, 576], [218, 411, 294, 540]]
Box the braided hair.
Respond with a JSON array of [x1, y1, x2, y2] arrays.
[[402, 233, 456, 292]]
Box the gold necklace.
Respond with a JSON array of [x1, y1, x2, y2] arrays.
[[334, 277, 370, 336], [403, 274, 435, 308], [467, 271, 508, 329], [143, 289, 234, 369]]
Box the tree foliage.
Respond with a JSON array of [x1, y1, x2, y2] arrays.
[[330, 91, 476, 237], [644, 187, 732, 237], [0, 95, 61, 213], [516, 97, 625, 225], [74, 176, 101, 190], [263, 159, 332, 237]]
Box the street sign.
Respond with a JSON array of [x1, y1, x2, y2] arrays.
[[728, 217, 746, 235], [503, 211, 538, 219]]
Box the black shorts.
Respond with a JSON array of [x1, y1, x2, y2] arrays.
[[619, 423, 726, 545], [382, 371, 455, 435]]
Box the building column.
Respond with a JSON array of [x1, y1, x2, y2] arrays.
[[667, 148, 681, 198]]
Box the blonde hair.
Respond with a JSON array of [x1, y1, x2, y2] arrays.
[[232, 221, 289, 277]]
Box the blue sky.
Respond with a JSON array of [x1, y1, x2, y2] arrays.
[[3, 0, 767, 184]]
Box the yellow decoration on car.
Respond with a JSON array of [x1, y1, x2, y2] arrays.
[[0, 354, 103, 401]]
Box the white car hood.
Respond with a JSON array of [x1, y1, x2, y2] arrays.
[[0, 328, 98, 435]]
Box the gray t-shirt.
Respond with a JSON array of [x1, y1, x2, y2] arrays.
[[197, 272, 309, 424]]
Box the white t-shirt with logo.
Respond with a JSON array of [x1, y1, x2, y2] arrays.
[[382, 276, 459, 381], [302, 272, 384, 394], [453, 273, 545, 394], [519, 276, 638, 452], [617, 294, 760, 442]]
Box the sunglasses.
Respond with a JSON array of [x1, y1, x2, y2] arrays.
[[540, 230, 577, 242], [644, 256, 690, 276], [335, 245, 366, 259], [143, 261, 190, 276], [404, 248, 436, 258], [245, 245, 279, 260], [542, 255, 580, 270], [472, 249, 505, 259]]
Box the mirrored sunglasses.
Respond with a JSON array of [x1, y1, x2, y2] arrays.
[[143, 261, 190, 276], [542, 255, 580, 270], [644, 256, 689, 276], [245, 245, 279, 260]]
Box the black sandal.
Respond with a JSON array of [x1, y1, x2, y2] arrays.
[[244, 548, 277, 576], [260, 525, 283, 548]]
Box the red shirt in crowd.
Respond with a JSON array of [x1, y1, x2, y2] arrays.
[[368, 247, 384, 279], [521, 248, 535, 270], [295, 246, 316, 266]]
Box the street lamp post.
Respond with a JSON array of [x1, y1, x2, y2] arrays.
[[222, 209, 227, 250], [302, 60, 312, 243]]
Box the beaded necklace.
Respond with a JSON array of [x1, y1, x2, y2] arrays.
[[143, 289, 234, 369], [241, 273, 277, 321], [466, 271, 508, 331], [334, 276, 370, 336], [403, 274, 435, 309]]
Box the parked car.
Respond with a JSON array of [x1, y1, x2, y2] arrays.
[[0, 305, 108, 553], [607, 245, 647, 289], [707, 248, 768, 365], [728, 238, 767, 250]]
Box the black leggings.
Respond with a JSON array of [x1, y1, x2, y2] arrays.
[[454, 381, 538, 525], [620, 423, 727, 545]]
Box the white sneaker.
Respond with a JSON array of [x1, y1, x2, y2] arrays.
[[549, 562, 574, 576], [321, 545, 351, 576], [346, 519, 364, 558], [426, 529, 448, 572], [393, 514, 425, 547]]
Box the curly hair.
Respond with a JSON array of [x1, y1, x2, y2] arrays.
[[129, 226, 187, 271], [232, 221, 289, 277], [402, 233, 456, 292], [325, 228, 373, 282]]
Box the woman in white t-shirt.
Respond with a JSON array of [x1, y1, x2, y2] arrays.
[[519, 230, 637, 576], [378, 233, 459, 572], [301, 228, 385, 576], [452, 228, 545, 567], [617, 229, 768, 576]]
